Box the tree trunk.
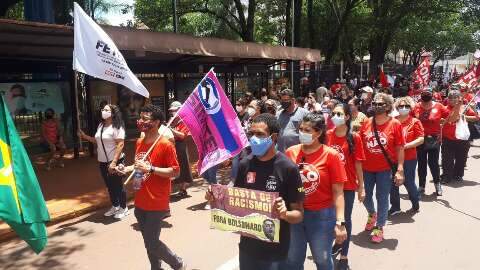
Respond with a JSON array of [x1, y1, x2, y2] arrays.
[[293, 0, 303, 47], [307, 0, 314, 48], [243, 0, 256, 42], [368, 33, 390, 77], [285, 0, 292, 46]]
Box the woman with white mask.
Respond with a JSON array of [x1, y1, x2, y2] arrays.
[[326, 104, 366, 270], [78, 104, 128, 219], [390, 97, 424, 215]]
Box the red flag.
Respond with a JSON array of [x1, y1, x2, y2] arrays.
[[455, 66, 480, 89], [476, 64, 480, 78], [379, 68, 389, 87], [409, 57, 430, 101]]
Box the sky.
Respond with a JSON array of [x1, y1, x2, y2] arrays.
[[103, 0, 134, 26]]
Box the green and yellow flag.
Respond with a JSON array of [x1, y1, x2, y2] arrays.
[[0, 96, 50, 253]]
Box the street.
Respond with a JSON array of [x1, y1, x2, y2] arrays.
[[2, 145, 480, 270]]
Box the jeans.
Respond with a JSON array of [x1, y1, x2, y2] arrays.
[[341, 191, 355, 257], [202, 165, 218, 184], [417, 144, 440, 188], [442, 139, 470, 179], [390, 159, 419, 210], [134, 208, 183, 270], [239, 250, 283, 270], [99, 162, 127, 209], [363, 170, 392, 227], [282, 208, 336, 270]]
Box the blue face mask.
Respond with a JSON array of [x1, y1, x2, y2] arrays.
[[249, 135, 273, 157]]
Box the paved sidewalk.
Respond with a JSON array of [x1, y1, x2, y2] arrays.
[[0, 143, 229, 241]]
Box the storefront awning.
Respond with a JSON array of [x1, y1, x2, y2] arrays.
[[0, 19, 321, 66]]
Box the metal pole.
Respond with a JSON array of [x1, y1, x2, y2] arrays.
[[360, 61, 363, 81], [90, 0, 94, 20], [340, 60, 344, 80], [290, 0, 295, 91], [172, 0, 178, 33]]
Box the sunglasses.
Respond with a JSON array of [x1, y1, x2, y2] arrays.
[[397, 105, 411, 109], [331, 112, 344, 117]]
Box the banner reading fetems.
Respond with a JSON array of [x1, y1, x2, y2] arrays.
[[73, 2, 149, 97], [210, 185, 280, 243]]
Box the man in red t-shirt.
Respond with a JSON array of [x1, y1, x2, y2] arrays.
[[117, 105, 186, 270], [441, 90, 479, 183]]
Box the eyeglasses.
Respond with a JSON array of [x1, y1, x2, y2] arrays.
[[397, 105, 410, 109], [331, 112, 344, 117], [372, 102, 386, 106]]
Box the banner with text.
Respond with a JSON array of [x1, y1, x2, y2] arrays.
[[210, 185, 280, 243], [455, 66, 480, 90], [410, 57, 431, 101]]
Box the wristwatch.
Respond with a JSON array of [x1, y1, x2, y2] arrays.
[[336, 220, 346, 227]]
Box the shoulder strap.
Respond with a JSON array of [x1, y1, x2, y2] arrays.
[[99, 124, 110, 163], [372, 118, 395, 170]]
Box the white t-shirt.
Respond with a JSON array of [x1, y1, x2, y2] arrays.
[[95, 124, 125, 162]]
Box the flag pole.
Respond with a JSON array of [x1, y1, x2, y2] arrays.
[[74, 71, 83, 151], [123, 67, 215, 185]]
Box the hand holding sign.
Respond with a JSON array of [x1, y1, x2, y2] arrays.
[[274, 197, 288, 220]]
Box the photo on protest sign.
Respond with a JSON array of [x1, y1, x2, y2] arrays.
[[210, 185, 280, 243]]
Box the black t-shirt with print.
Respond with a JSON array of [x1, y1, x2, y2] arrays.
[[234, 151, 304, 261]]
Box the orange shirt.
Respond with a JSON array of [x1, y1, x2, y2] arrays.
[[413, 102, 449, 136], [442, 105, 478, 141], [174, 122, 190, 141], [285, 144, 347, 210], [359, 118, 405, 172], [398, 116, 424, 161], [134, 137, 179, 211], [326, 130, 365, 190]]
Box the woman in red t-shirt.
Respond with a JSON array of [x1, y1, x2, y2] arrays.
[[284, 112, 347, 270], [412, 89, 449, 196], [326, 104, 365, 270], [441, 90, 479, 182], [168, 101, 193, 197], [359, 93, 405, 243], [390, 97, 425, 215]]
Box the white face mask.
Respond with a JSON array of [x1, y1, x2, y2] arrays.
[[331, 115, 346, 127], [247, 107, 256, 116], [299, 131, 314, 145], [236, 105, 243, 113], [102, 111, 112, 120], [398, 108, 410, 116]]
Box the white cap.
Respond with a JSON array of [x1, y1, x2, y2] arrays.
[[169, 101, 182, 111], [361, 86, 374, 93]]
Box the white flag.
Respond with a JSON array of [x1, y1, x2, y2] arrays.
[[73, 2, 149, 97]]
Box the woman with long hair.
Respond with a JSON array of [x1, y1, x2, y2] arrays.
[[359, 93, 405, 243], [326, 103, 365, 270], [79, 104, 128, 219], [283, 112, 347, 270]]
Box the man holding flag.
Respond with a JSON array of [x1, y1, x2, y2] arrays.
[[0, 95, 50, 254]]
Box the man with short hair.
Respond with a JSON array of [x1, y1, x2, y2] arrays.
[[217, 113, 304, 269], [116, 104, 186, 270], [277, 89, 309, 152]]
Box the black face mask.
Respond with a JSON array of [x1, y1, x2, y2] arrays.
[[421, 95, 432, 102], [280, 101, 291, 110], [45, 113, 54, 119], [373, 105, 387, 115]]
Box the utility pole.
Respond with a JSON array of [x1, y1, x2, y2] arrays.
[[90, 0, 95, 20]]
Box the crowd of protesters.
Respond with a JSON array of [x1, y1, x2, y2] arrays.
[[203, 75, 480, 270]]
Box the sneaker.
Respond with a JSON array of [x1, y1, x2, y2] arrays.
[[337, 258, 350, 270], [331, 243, 342, 257], [114, 207, 130, 219], [104, 206, 120, 217], [370, 227, 384, 243], [388, 208, 401, 216], [407, 205, 420, 214], [364, 213, 377, 231], [455, 176, 464, 182], [204, 203, 211, 210], [435, 183, 443, 196]]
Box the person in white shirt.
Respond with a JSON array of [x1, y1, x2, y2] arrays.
[[78, 104, 129, 219]]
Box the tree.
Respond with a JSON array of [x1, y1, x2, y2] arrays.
[[0, 0, 21, 17]]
